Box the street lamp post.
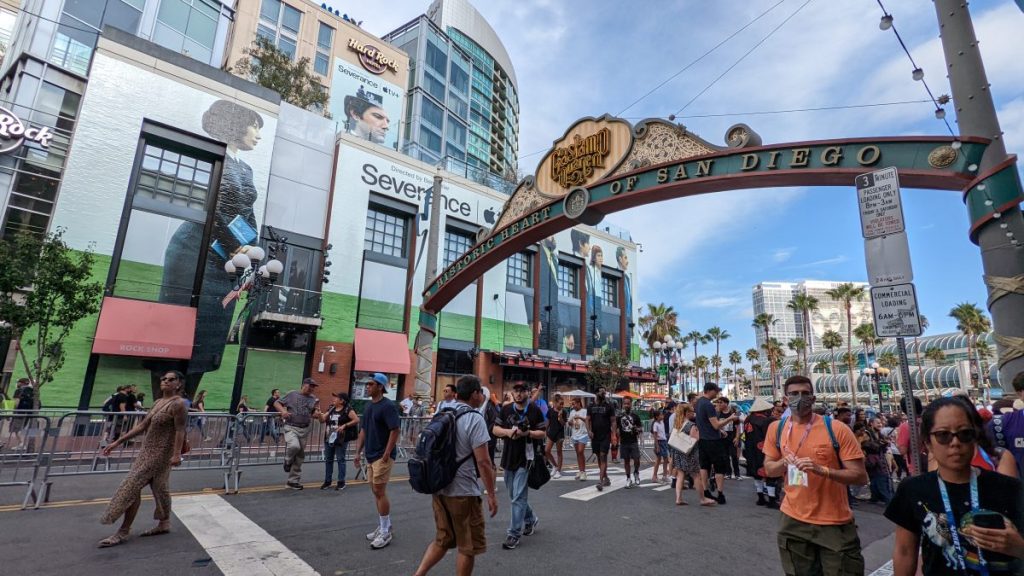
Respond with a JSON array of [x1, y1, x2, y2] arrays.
[[862, 362, 890, 412], [227, 230, 286, 415]]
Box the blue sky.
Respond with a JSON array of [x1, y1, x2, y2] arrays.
[[352, 0, 1024, 359]]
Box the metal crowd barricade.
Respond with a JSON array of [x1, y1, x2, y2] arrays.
[[0, 412, 52, 509], [37, 411, 243, 501]]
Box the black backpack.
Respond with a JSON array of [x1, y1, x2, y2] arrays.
[[408, 406, 480, 494], [101, 394, 117, 413]]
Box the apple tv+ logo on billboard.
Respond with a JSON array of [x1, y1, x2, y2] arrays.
[[360, 161, 499, 225]]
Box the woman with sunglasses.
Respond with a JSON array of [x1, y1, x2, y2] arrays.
[[98, 371, 187, 547], [885, 397, 1024, 575]]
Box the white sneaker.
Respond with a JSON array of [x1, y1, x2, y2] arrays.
[[366, 527, 380, 541], [574, 472, 581, 481], [370, 530, 392, 550], [634, 475, 641, 486], [580, 471, 588, 481]]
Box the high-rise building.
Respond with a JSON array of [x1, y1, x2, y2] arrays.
[[752, 280, 873, 356], [383, 0, 520, 193], [223, 0, 410, 151]]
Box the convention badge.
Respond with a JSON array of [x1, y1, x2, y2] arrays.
[[787, 464, 808, 487]]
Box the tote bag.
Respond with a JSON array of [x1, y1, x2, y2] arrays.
[[668, 426, 697, 455]]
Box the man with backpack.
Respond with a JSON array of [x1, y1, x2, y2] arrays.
[[412, 375, 497, 576], [762, 375, 868, 575], [492, 383, 545, 550]]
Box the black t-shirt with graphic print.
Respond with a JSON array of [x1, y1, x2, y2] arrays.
[[884, 470, 1023, 575]]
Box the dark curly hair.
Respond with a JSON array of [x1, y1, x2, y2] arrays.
[[201, 100, 264, 144]]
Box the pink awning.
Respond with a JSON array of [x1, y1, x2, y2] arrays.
[[92, 297, 196, 359], [354, 328, 411, 374]]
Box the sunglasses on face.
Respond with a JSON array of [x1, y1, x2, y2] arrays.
[[929, 428, 978, 445]]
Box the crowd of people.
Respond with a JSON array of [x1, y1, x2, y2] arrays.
[[86, 368, 1024, 576]]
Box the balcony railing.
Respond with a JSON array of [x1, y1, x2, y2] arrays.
[[252, 285, 322, 327]]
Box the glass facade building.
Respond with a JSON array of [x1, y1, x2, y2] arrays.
[[383, 0, 519, 194]]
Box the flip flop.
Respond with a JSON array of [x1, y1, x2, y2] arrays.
[[700, 499, 718, 506], [97, 533, 129, 548], [140, 527, 170, 537]]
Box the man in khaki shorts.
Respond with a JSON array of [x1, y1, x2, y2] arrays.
[[414, 375, 497, 575], [353, 373, 400, 550]]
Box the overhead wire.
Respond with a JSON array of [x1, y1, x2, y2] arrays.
[[875, 0, 956, 136], [672, 0, 814, 117]]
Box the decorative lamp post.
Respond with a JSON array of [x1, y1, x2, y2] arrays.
[[228, 228, 287, 414], [681, 358, 692, 398], [862, 361, 890, 411]]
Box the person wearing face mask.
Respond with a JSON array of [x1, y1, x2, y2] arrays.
[[763, 376, 869, 576]]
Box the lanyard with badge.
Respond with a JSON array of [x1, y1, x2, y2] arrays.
[[783, 415, 816, 487], [937, 468, 989, 575]]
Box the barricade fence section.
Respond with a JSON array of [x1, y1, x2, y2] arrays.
[[0, 408, 678, 509]]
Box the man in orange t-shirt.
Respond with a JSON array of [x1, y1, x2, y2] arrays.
[[763, 376, 869, 576]]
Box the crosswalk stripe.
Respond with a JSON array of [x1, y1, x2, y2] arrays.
[[174, 494, 318, 576], [560, 467, 655, 501]]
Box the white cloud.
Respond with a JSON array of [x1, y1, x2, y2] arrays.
[[693, 295, 745, 308], [785, 255, 849, 269], [773, 247, 796, 263]]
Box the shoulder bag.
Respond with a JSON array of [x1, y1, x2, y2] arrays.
[[527, 443, 550, 489], [668, 423, 697, 455]]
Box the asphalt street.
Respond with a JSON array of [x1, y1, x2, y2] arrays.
[[0, 462, 897, 576]]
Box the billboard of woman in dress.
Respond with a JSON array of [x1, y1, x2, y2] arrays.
[[159, 100, 264, 392]]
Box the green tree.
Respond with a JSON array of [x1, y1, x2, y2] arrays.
[[949, 302, 991, 398], [761, 338, 784, 395], [693, 355, 709, 385], [752, 313, 779, 399], [231, 36, 330, 115], [788, 293, 820, 354], [710, 354, 722, 383], [585, 348, 631, 392], [814, 360, 831, 374], [853, 323, 883, 372], [705, 326, 730, 382], [638, 303, 680, 356], [728, 350, 742, 380], [825, 283, 866, 406], [787, 337, 808, 376], [686, 330, 706, 363], [735, 368, 748, 396], [0, 230, 102, 405]]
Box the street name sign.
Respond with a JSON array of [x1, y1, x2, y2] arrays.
[[857, 166, 905, 239], [864, 231, 913, 286], [870, 283, 923, 337]]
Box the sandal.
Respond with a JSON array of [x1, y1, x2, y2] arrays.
[[676, 500, 688, 506], [699, 499, 718, 506], [97, 533, 129, 548], [140, 526, 170, 537]]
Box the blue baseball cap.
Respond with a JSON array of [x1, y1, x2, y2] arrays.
[[372, 373, 389, 388]]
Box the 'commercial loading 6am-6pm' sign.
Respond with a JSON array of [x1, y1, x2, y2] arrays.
[[422, 121, 985, 312]]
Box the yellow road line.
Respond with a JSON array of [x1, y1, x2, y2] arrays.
[[0, 475, 410, 514]]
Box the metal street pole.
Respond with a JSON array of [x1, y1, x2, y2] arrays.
[[412, 171, 445, 400], [934, 1, 1024, 392], [896, 336, 925, 474]]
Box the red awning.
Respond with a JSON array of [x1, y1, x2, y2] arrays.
[[354, 328, 411, 374], [619, 391, 642, 399], [92, 297, 197, 359]]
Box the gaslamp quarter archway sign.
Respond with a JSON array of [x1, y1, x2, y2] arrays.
[[412, 114, 1022, 394]]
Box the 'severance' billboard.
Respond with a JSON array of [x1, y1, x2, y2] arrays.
[[330, 58, 405, 151]]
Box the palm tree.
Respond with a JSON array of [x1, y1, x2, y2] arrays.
[[975, 339, 994, 402], [825, 283, 866, 406], [736, 368, 748, 396], [751, 363, 762, 393], [722, 367, 734, 393], [705, 326, 730, 382], [638, 303, 681, 353], [761, 338, 784, 395], [686, 330, 705, 363], [752, 313, 779, 399], [814, 360, 830, 374], [710, 354, 722, 383], [693, 355, 709, 385], [822, 330, 843, 407], [925, 347, 946, 366], [728, 350, 742, 381], [788, 293, 820, 354], [949, 302, 991, 399], [853, 324, 883, 378], [787, 337, 808, 375], [914, 315, 930, 402], [878, 351, 898, 371]]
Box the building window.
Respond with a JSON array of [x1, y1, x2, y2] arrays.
[[506, 252, 531, 287], [420, 126, 442, 155], [421, 98, 444, 130], [258, 0, 301, 60], [364, 207, 407, 258], [443, 229, 474, 268], [153, 0, 220, 63], [0, 8, 17, 60], [602, 275, 618, 308], [314, 22, 333, 75], [425, 39, 447, 77], [112, 126, 222, 302], [135, 144, 213, 211], [1, 83, 81, 241], [557, 263, 578, 299], [50, 0, 146, 74]]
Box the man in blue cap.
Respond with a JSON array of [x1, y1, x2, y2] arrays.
[[354, 373, 401, 549]]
